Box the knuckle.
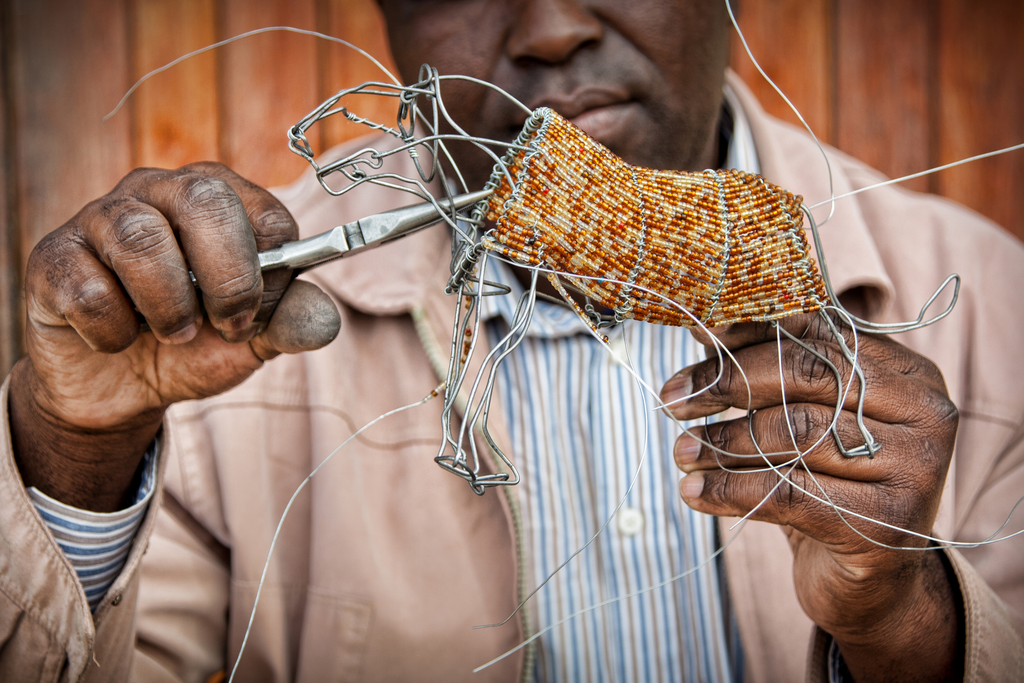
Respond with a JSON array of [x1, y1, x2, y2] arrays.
[[250, 204, 297, 244], [703, 471, 730, 505], [27, 231, 90, 302], [906, 351, 946, 385], [26, 230, 68, 276], [772, 474, 806, 512], [64, 272, 122, 321], [788, 403, 821, 447], [113, 167, 165, 194], [181, 173, 235, 207], [796, 339, 836, 385], [204, 269, 262, 309], [913, 390, 959, 460], [177, 174, 243, 227], [784, 339, 845, 403], [108, 203, 172, 256], [927, 390, 959, 427], [707, 421, 734, 456], [704, 358, 731, 400]]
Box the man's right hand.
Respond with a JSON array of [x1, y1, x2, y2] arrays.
[[8, 163, 341, 512]]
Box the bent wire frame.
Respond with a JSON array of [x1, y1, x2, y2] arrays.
[[285, 65, 960, 494]]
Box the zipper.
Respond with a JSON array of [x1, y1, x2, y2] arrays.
[[411, 305, 535, 683]]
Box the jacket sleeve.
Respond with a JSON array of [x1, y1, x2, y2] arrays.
[[944, 415, 1024, 681], [0, 376, 167, 682], [0, 373, 230, 683], [807, 546, 1024, 683]]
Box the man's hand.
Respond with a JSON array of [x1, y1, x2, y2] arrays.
[[9, 163, 341, 512], [661, 313, 962, 682]]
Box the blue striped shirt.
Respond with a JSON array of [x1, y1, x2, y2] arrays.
[[479, 83, 758, 682], [28, 443, 156, 612]]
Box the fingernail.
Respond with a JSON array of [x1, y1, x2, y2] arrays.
[[674, 435, 700, 467], [164, 321, 199, 345], [221, 321, 258, 344], [661, 371, 692, 405], [221, 309, 256, 333], [680, 472, 705, 502]]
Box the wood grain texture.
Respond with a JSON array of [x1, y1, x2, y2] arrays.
[[834, 0, 931, 193], [7, 0, 133, 267], [0, 0, 23, 376], [317, 0, 398, 152], [933, 0, 1024, 237], [131, 0, 219, 170], [729, 0, 833, 144], [0, 0, 1022, 372], [219, 0, 320, 188]]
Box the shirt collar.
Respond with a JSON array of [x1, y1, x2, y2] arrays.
[[723, 80, 761, 175]]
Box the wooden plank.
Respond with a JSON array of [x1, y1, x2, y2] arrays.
[[318, 0, 399, 151], [131, 0, 219, 170], [834, 0, 930, 193], [0, 0, 24, 376], [729, 0, 833, 144], [219, 0, 321, 189], [8, 0, 133, 269], [934, 0, 1024, 240]]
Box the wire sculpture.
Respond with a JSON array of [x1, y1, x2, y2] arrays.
[[287, 66, 960, 497]]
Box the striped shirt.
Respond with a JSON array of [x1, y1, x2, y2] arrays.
[[480, 84, 758, 682], [28, 443, 157, 612]]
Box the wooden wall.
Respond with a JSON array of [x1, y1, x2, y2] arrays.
[[0, 0, 1021, 378]]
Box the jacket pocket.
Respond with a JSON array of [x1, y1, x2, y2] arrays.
[[295, 588, 372, 683]]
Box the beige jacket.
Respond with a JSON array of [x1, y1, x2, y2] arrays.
[[1, 74, 1022, 683]]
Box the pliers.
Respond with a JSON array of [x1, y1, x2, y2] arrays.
[[257, 188, 492, 274], [144, 189, 492, 331]]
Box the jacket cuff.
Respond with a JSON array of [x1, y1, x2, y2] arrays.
[[946, 546, 1024, 681], [0, 374, 169, 680], [806, 547, 1024, 682]]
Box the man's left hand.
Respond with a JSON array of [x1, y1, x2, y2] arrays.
[[661, 312, 961, 683]]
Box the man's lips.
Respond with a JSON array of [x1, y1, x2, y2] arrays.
[[567, 102, 637, 145], [519, 88, 636, 147]]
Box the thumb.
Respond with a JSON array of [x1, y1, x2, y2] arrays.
[[249, 279, 341, 360]]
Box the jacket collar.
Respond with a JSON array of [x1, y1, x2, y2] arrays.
[[726, 70, 894, 318]]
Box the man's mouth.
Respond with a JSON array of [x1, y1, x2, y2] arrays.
[[521, 88, 638, 151], [567, 102, 637, 147]]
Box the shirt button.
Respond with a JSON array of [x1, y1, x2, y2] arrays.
[[617, 507, 644, 536], [111, 594, 123, 606], [607, 335, 627, 366]]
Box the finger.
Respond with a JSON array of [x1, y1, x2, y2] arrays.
[[672, 406, 893, 481], [248, 280, 341, 361], [678, 466, 928, 549], [75, 196, 202, 343], [661, 335, 939, 424], [117, 167, 263, 340], [690, 313, 816, 350], [26, 232, 141, 352], [692, 312, 947, 392], [181, 162, 299, 325]]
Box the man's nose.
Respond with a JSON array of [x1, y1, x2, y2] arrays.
[[506, 0, 603, 64]]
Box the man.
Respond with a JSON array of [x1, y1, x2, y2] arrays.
[[1, 0, 1022, 681]]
